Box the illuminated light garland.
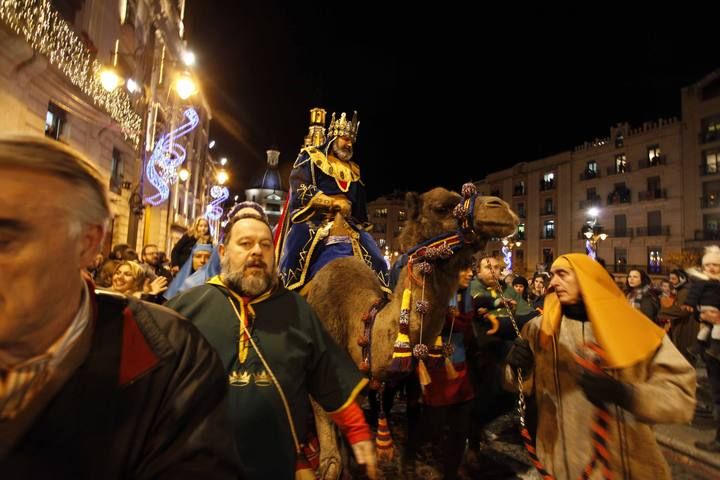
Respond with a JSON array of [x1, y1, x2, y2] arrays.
[[144, 107, 199, 205], [586, 239, 596, 259], [205, 185, 229, 221], [502, 244, 513, 272], [0, 0, 142, 143]]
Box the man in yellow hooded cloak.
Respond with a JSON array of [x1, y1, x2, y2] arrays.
[[506, 254, 696, 479]]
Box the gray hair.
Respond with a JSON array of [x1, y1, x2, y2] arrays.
[[0, 134, 111, 234]]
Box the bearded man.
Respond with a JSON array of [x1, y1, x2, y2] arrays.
[[277, 110, 390, 294], [166, 204, 376, 479]]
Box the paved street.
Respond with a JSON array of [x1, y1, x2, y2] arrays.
[[358, 400, 720, 479]]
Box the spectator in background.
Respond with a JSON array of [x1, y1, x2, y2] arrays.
[[625, 268, 660, 324], [109, 260, 168, 303], [171, 217, 213, 273], [660, 269, 697, 361], [140, 244, 173, 283]]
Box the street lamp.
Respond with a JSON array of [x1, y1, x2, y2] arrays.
[[216, 169, 229, 185], [583, 207, 608, 260], [178, 168, 190, 182], [501, 237, 523, 273], [175, 71, 198, 100]]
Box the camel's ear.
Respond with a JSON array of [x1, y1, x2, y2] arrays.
[[406, 191, 421, 220]]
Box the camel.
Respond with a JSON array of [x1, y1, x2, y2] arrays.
[[304, 185, 519, 479]]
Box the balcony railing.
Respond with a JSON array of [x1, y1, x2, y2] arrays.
[[637, 189, 667, 202], [695, 230, 720, 241], [513, 187, 526, 196], [579, 197, 602, 209], [607, 228, 633, 238], [579, 170, 600, 181], [540, 180, 556, 191], [636, 226, 671, 237], [701, 195, 720, 208], [700, 164, 720, 176], [607, 190, 632, 205], [606, 165, 632, 176], [699, 131, 720, 144], [638, 155, 667, 169], [576, 228, 632, 239], [540, 208, 556, 216], [541, 232, 556, 239]]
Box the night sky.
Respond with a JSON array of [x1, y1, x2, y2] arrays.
[[185, 3, 720, 200]]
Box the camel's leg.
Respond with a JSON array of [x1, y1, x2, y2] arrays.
[[312, 398, 341, 480]]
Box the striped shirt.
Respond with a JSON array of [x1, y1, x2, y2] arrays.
[[0, 283, 91, 420]]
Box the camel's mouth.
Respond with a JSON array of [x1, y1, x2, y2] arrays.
[[474, 219, 518, 239]]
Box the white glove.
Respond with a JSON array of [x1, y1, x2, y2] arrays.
[[351, 440, 377, 479]]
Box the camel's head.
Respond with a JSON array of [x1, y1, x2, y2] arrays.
[[398, 186, 518, 251]]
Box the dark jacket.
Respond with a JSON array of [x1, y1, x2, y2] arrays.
[[171, 233, 198, 268], [2, 289, 242, 479]]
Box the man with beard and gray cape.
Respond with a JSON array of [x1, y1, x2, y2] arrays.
[[165, 203, 376, 480]]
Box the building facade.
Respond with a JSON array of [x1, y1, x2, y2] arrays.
[[366, 191, 407, 265], [365, 70, 720, 278], [0, 0, 212, 256]]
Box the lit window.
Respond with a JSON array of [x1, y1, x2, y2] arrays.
[[45, 102, 67, 140]]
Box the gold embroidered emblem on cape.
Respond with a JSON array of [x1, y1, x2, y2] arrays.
[[303, 147, 360, 193]]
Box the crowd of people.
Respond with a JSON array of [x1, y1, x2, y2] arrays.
[[1, 127, 716, 480]]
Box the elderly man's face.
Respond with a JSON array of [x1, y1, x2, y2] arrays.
[[0, 167, 103, 353], [219, 218, 275, 296], [331, 136, 354, 162], [549, 266, 581, 305]]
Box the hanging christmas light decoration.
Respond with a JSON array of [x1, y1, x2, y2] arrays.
[[144, 107, 199, 205], [0, 0, 142, 143], [205, 185, 230, 221]]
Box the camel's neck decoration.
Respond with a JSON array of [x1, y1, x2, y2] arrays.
[[379, 183, 481, 382]]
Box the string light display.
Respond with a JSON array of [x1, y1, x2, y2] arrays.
[[0, 0, 142, 143], [144, 107, 199, 205], [205, 185, 229, 221], [502, 244, 513, 271]]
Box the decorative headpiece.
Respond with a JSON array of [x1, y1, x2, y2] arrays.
[[327, 111, 359, 142]]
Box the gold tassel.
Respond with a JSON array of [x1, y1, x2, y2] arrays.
[[417, 358, 431, 386], [376, 412, 394, 462], [389, 288, 413, 374], [444, 356, 459, 380]]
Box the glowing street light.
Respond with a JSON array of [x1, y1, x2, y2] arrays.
[[175, 71, 198, 100], [583, 208, 608, 259], [182, 50, 196, 67], [220, 157, 228, 166], [216, 169, 229, 185], [178, 168, 190, 182], [209, 140, 216, 149], [126, 78, 140, 93], [99, 66, 121, 92]]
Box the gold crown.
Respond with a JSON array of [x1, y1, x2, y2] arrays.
[[327, 111, 359, 142], [254, 370, 272, 387], [229, 370, 251, 387]]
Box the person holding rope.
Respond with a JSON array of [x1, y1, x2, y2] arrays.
[[505, 253, 695, 479]]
